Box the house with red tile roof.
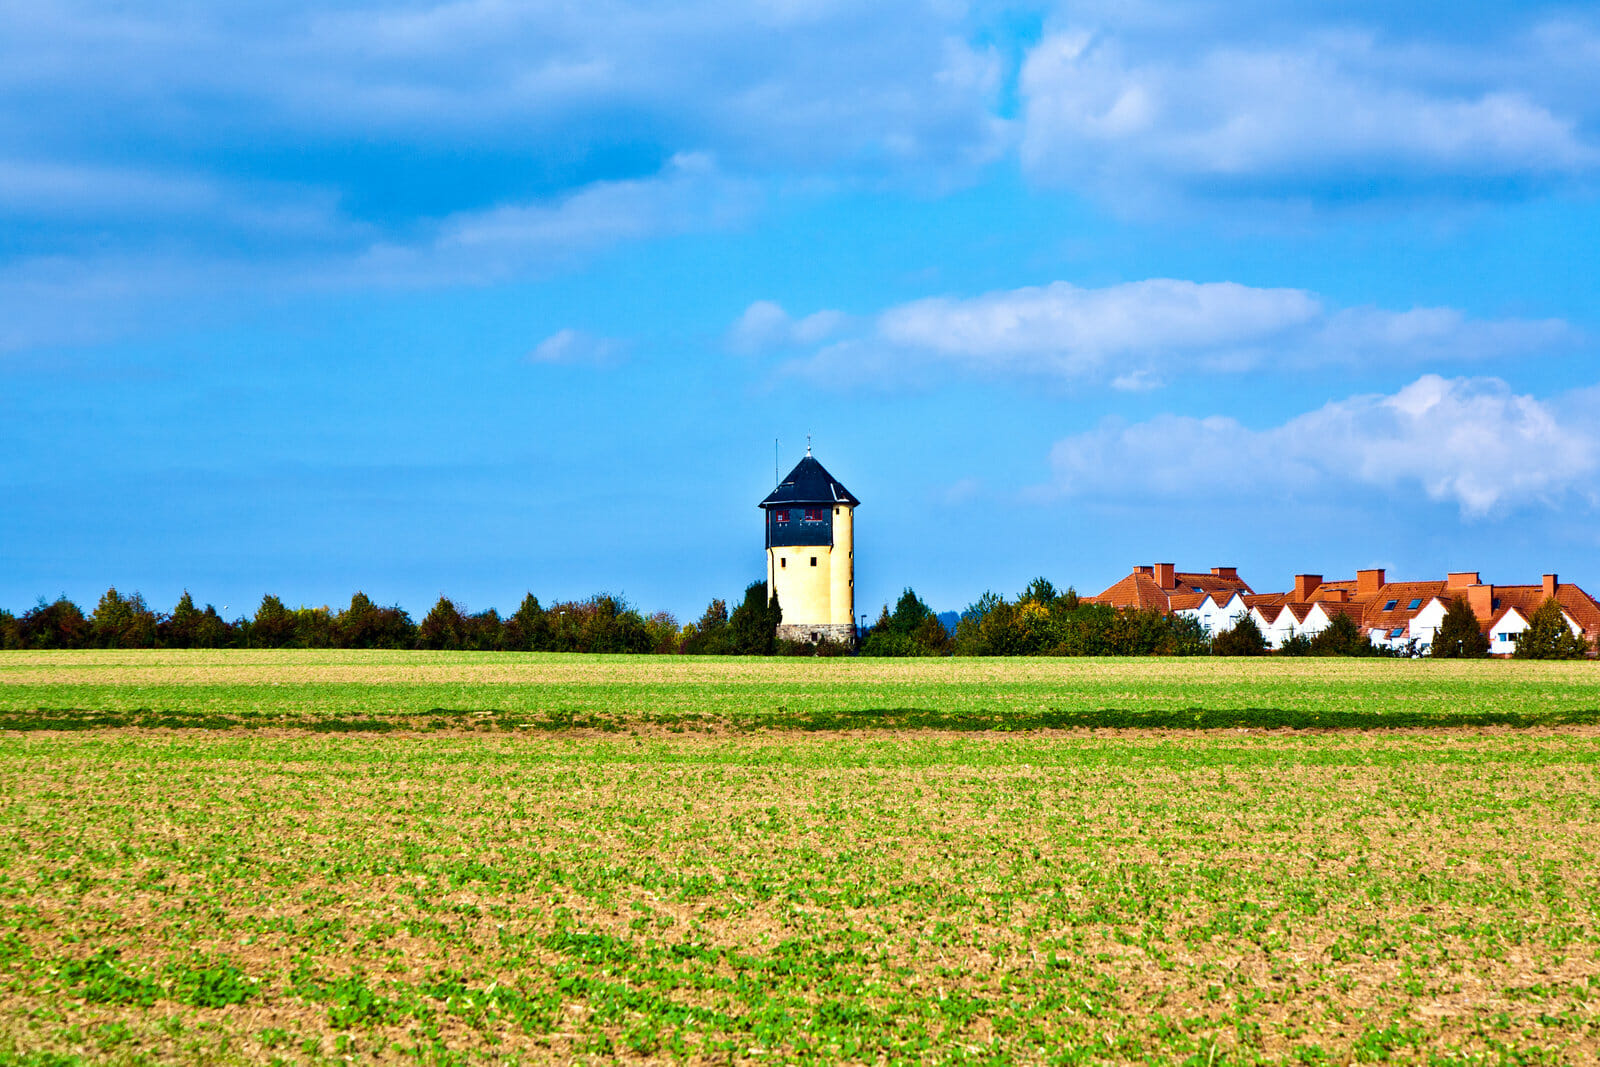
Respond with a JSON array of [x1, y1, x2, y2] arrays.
[[1091, 562, 1600, 654], [1088, 564, 1253, 612]]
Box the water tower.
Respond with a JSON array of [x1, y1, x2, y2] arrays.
[[759, 446, 858, 645]]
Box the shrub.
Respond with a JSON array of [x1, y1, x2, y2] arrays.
[[1309, 612, 1373, 656], [1278, 630, 1313, 656], [1212, 613, 1267, 656]]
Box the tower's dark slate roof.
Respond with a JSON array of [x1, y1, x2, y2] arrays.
[[759, 455, 859, 508]]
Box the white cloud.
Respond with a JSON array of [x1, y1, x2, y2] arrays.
[[769, 278, 1571, 388], [727, 300, 848, 354], [527, 328, 625, 367], [1048, 375, 1600, 517], [1018, 20, 1600, 203], [0, 156, 743, 353], [0, 2, 1010, 182]]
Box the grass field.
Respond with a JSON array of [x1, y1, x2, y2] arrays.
[[5, 651, 1600, 732], [3, 653, 1600, 1064]]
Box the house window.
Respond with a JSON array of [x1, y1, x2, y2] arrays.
[[1408, 598, 1422, 610], [1382, 599, 1398, 611], [775, 510, 790, 524], [1498, 632, 1514, 643], [810, 557, 818, 566], [804, 507, 825, 522]]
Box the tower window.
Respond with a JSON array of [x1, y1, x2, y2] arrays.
[[775, 510, 789, 524], [780, 558, 786, 568], [810, 557, 817, 566], [804, 507, 824, 522]]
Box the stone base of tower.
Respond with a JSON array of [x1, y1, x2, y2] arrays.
[[777, 623, 858, 649]]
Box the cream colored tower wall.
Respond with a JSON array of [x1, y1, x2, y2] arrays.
[[766, 505, 855, 630], [767, 543, 835, 627], [828, 504, 854, 626]]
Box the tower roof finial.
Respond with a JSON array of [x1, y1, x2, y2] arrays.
[[806, 434, 812, 457]]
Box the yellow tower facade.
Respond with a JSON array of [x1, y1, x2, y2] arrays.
[[759, 450, 858, 645]]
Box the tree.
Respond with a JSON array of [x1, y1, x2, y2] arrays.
[[249, 595, 297, 648], [1019, 577, 1058, 606], [1212, 612, 1267, 656], [503, 594, 551, 651], [682, 598, 733, 654], [417, 597, 467, 650], [729, 581, 781, 655], [1431, 597, 1489, 658], [862, 590, 950, 656], [191, 604, 235, 648], [337, 592, 416, 649], [90, 588, 158, 649], [161, 591, 203, 648], [1514, 598, 1590, 660], [0, 609, 20, 650], [19, 597, 90, 649]]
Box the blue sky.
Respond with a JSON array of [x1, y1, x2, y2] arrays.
[[3, 0, 1599, 621]]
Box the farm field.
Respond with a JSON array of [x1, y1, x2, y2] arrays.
[[2, 654, 1599, 1063], [5, 650, 1600, 732]]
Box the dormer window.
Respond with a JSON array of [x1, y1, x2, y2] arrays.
[[1382, 599, 1398, 611], [1389, 627, 1405, 638], [1408, 598, 1422, 610]]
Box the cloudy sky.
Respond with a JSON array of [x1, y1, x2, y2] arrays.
[[4, 0, 1598, 620]]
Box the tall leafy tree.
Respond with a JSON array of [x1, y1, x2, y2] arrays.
[[1431, 598, 1489, 658]]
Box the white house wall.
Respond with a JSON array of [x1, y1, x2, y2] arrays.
[[1407, 599, 1448, 654]]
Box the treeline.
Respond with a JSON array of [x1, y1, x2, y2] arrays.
[[3, 577, 1590, 659], [0, 581, 787, 656], [858, 579, 1210, 657], [0, 589, 685, 653]]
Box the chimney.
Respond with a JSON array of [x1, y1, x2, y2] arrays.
[[1154, 563, 1176, 589], [1211, 566, 1238, 580], [1446, 571, 1480, 590], [1293, 574, 1323, 601], [1544, 573, 1558, 598], [1356, 568, 1386, 595], [1324, 589, 1349, 603], [1135, 565, 1154, 576], [1468, 583, 1494, 619]]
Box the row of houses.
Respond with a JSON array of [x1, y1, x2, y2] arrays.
[[1088, 563, 1600, 655]]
